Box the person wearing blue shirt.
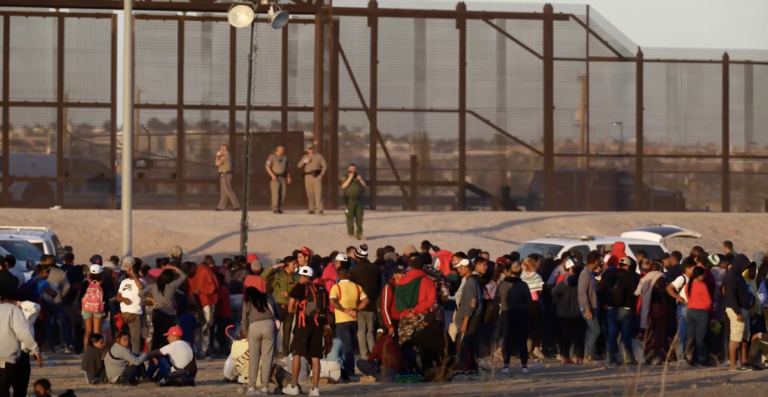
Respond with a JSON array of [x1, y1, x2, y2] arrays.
[[177, 303, 199, 348]]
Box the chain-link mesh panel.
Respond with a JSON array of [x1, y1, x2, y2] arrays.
[[183, 109, 229, 178], [337, 110, 369, 175], [554, 16, 585, 59], [589, 61, 636, 154], [64, 17, 111, 103], [338, 17, 369, 109], [133, 108, 177, 179], [644, 62, 722, 155], [287, 23, 314, 107], [184, 19, 230, 106], [586, 7, 636, 58], [644, 157, 720, 212], [8, 107, 57, 165], [730, 160, 768, 213], [135, 18, 178, 104], [62, 107, 111, 177], [10, 16, 57, 102], [236, 20, 282, 107], [554, 61, 586, 154]]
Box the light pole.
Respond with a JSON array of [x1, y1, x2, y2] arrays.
[[612, 121, 624, 153], [225, 0, 289, 255], [122, 0, 134, 257]]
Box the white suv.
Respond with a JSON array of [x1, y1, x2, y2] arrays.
[[514, 225, 702, 263], [0, 226, 70, 260]]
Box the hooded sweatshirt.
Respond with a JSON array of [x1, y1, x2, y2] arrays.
[[605, 242, 627, 269], [551, 275, 580, 318], [381, 278, 401, 330], [724, 254, 752, 312], [502, 276, 532, 311], [634, 270, 665, 329], [190, 264, 219, 308], [597, 267, 636, 309], [395, 269, 437, 317], [432, 250, 455, 277]]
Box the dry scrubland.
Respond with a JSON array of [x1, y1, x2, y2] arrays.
[[5, 209, 768, 396]]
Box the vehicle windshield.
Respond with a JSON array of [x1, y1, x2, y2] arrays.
[[628, 244, 666, 261], [0, 240, 42, 262], [515, 243, 564, 259]]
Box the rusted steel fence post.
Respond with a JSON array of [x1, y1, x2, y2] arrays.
[[368, 0, 378, 210], [542, 4, 554, 211], [457, 1, 467, 211], [636, 47, 644, 211], [722, 52, 730, 212]]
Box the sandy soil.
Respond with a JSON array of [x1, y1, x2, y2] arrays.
[[6, 209, 768, 395], [2, 209, 766, 265], [26, 353, 768, 396]]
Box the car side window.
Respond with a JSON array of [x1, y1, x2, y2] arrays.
[[570, 245, 590, 261], [628, 244, 666, 261], [51, 235, 63, 251]]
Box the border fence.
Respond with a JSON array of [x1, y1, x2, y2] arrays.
[[1, 0, 767, 212]]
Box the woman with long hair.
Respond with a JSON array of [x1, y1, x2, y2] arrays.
[[103, 330, 147, 385], [139, 266, 185, 350], [80, 265, 106, 351], [520, 257, 544, 360], [685, 266, 711, 366], [242, 286, 280, 395]]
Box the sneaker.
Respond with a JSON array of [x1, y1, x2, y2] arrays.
[[246, 387, 261, 396], [573, 358, 583, 364], [740, 364, 755, 371], [556, 354, 563, 361], [533, 348, 545, 360], [687, 360, 699, 367], [357, 235, 367, 241], [261, 387, 270, 395], [500, 367, 511, 374], [751, 364, 764, 371], [522, 367, 530, 374], [308, 388, 320, 396], [561, 357, 574, 364], [64, 347, 73, 355], [308, 211, 315, 215], [282, 385, 300, 395], [583, 357, 596, 366], [651, 357, 662, 366]]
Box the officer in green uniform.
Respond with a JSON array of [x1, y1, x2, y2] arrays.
[[341, 163, 367, 240]]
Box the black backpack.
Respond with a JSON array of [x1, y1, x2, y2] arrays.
[[298, 283, 329, 327]]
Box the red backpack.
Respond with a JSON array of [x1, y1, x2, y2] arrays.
[[297, 283, 329, 327], [82, 280, 104, 314]]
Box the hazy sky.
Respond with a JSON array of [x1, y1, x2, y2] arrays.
[[466, 0, 768, 50]]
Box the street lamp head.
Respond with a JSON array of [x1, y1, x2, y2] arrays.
[[268, 4, 290, 29], [612, 121, 623, 126], [227, 3, 255, 28]]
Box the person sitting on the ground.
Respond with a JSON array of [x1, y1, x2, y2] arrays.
[[356, 329, 404, 382], [744, 332, 768, 371], [82, 333, 106, 384], [145, 325, 197, 385], [33, 378, 52, 397], [103, 330, 148, 385]]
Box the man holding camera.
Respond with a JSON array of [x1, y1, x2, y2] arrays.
[[215, 145, 240, 211], [341, 163, 367, 240], [297, 144, 327, 214]]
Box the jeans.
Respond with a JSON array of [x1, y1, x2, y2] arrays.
[[606, 307, 634, 363], [45, 301, 73, 351], [357, 311, 376, 357], [147, 356, 172, 381], [676, 304, 688, 361], [685, 308, 708, 362], [503, 309, 529, 366], [458, 315, 482, 371], [336, 321, 358, 376], [581, 308, 601, 359], [356, 359, 397, 381], [115, 364, 147, 385], [197, 304, 215, 356]]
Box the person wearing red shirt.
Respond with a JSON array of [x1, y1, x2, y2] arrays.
[[395, 257, 437, 345], [381, 263, 406, 340], [243, 254, 268, 293], [214, 272, 232, 356], [356, 329, 404, 381], [685, 267, 712, 366], [189, 261, 219, 359]]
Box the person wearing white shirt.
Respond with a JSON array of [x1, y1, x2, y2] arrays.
[[0, 291, 43, 397], [146, 325, 196, 383], [117, 261, 146, 354], [666, 261, 695, 362]]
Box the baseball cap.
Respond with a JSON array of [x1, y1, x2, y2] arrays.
[[298, 266, 314, 278], [455, 259, 471, 268], [120, 256, 134, 271], [250, 260, 263, 272], [707, 254, 720, 267], [90, 255, 103, 265], [564, 258, 576, 270], [393, 263, 408, 274], [164, 325, 183, 337], [102, 261, 117, 270], [299, 247, 312, 258], [334, 253, 348, 262], [170, 245, 183, 257], [89, 264, 103, 274], [620, 257, 635, 267], [246, 254, 259, 263], [402, 244, 417, 256]]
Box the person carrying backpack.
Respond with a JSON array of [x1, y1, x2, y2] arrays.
[[329, 267, 369, 381], [80, 264, 106, 352], [284, 266, 328, 397], [597, 257, 638, 365]]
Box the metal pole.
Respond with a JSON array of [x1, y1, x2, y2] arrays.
[[122, 0, 134, 257], [240, 21, 255, 256]]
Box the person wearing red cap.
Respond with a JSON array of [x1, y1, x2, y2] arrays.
[[146, 325, 196, 382]]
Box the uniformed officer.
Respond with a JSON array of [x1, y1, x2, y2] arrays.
[[266, 145, 291, 214], [341, 163, 366, 240], [297, 144, 327, 214], [215, 145, 240, 211]]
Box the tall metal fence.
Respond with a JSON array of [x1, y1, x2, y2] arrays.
[[1, 0, 767, 212]]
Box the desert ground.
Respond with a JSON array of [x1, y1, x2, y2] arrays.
[[4, 208, 768, 396]]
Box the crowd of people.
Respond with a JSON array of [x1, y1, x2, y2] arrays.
[[2, 239, 768, 396]]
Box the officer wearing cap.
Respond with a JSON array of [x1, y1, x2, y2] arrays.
[[341, 163, 367, 240], [297, 144, 327, 215], [266, 145, 291, 214]]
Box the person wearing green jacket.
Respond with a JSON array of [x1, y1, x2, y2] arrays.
[[341, 163, 367, 240], [262, 256, 299, 358]]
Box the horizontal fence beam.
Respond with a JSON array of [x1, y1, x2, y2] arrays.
[[552, 153, 768, 159], [134, 104, 313, 112], [2, 101, 111, 107]]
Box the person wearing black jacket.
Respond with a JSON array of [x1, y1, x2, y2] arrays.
[[597, 257, 638, 365], [349, 244, 382, 358], [724, 254, 752, 371], [501, 262, 532, 373]]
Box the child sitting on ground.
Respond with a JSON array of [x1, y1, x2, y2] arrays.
[[82, 333, 106, 384]]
